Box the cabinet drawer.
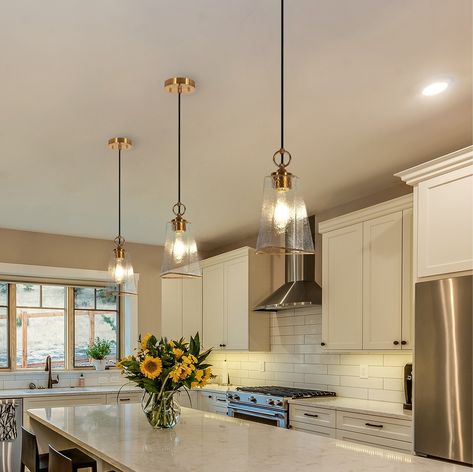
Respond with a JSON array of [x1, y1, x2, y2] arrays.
[[106, 392, 143, 404], [291, 422, 336, 438], [290, 404, 336, 429], [335, 429, 412, 453], [336, 410, 412, 442]]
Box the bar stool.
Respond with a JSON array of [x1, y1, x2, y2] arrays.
[[48, 445, 72, 472], [20, 427, 97, 472], [20, 426, 48, 472]]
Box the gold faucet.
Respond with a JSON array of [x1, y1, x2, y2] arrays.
[[45, 355, 59, 389]]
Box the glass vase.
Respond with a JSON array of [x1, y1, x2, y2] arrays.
[[141, 390, 181, 429]]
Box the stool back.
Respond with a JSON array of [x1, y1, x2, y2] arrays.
[[21, 426, 40, 472], [48, 445, 73, 472]]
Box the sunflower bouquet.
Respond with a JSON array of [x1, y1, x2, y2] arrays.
[[118, 332, 212, 429]]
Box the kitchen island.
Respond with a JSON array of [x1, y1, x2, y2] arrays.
[[28, 404, 469, 472]]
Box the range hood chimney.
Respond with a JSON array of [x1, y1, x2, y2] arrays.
[[255, 216, 322, 311]]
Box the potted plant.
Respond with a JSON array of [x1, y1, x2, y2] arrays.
[[86, 337, 112, 371], [118, 332, 212, 429]]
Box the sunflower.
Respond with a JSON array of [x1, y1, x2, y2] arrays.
[[140, 356, 162, 379], [173, 348, 184, 360], [141, 333, 152, 350], [170, 366, 183, 383]]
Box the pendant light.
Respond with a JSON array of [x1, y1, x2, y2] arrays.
[[256, 0, 315, 255], [160, 77, 201, 278], [107, 137, 137, 295]]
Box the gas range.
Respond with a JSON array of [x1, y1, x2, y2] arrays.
[[226, 386, 336, 428]]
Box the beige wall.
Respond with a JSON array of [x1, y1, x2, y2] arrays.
[[0, 228, 163, 335]]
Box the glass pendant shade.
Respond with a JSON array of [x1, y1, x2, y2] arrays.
[[256, 173, 315, 254], [108, 246, 137, 295], [161, 220, 201, 278]]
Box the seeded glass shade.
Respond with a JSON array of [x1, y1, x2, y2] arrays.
[[161, 221, 202, 278], [108, 249, 137, 295], [256, 173, 315, 254]]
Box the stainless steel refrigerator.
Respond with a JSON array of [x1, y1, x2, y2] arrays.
[[415, 275, 472, 465]]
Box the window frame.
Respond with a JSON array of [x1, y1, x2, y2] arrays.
[[0, 281, 122, 371]]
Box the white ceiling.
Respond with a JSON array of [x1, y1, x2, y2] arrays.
[[0, 0, 471, 249]]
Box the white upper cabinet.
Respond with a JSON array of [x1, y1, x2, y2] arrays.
[[202, 247, 271, 351], [322, 224, 363, 350], [319, 196, 413, 351], [161, 278, 202, 340], [362, 212, 403, 350], [396, 146, 473, 278]]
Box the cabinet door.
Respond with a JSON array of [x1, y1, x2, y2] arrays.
[[161, 279, 183, 339], [182, 278, 202, 340], [224, 257, 249, 350], [322, 224, 363, 350], [417, 165, 473, 276], [401, 209, 413, 349], [363, 212, 402, 350], [202, 264, 225, 349]]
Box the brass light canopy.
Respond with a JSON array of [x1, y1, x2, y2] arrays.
[[107, 137, 133, 151], [107, 136, 137, 295], [160, 77, 202, 279], [164, 77, 196, 95], [255, 0, 315, 255]]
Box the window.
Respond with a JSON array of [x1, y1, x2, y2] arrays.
[[0, 283, 8, 368], [0, 281, 120, 370], [73, 288, 119, 367], [16, 284, 66, 369]]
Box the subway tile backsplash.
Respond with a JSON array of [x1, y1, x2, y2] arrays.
[[208, 306, 412, 403], [0, 370, 125, 390]]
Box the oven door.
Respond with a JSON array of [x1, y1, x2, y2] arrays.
[[227, 403, 287, 428]]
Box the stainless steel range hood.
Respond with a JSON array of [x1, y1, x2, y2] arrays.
[[255, 216, 322, 311]]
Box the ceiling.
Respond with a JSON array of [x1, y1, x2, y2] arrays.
[[1, 0, 471, 249]]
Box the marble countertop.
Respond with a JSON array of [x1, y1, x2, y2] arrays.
[[28, 404, 468, 472], [288, 396, 412, 420], [0, 385, 141, 399]]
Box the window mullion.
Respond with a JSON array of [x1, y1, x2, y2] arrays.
[[8, 284, 16, 371], [67, 287, 74, 370]]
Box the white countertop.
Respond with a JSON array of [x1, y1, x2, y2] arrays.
[[289, 396, 412, 420], [0, 385, 141, 399], [28, 404, 468, 472]]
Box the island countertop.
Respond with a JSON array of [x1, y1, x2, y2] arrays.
[[28, 404, 469, 472]]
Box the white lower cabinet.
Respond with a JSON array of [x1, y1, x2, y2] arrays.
[[106, 391, 143, 405], [289, 404, 412, 453], [197, 391, 228, 415], [175, 390, 199, 409]]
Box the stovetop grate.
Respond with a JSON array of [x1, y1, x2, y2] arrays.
[[236, 386, 336, 399]]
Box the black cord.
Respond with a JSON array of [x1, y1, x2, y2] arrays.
[[280, 0, 284, 155], [178, 91, 181, 204], [118, 147, 122, 239]]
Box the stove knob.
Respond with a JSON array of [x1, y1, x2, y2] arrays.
[[276, 400, 284, 407], [267, 399, 275, 406], [249, 396, 257, 403], [234, 395, 240, 401]]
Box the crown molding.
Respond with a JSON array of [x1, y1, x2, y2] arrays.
[[395, 146, 473, 186]]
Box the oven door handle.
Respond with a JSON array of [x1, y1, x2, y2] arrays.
[[228, 406, 285, 420]]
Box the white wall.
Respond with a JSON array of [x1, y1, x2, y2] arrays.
[[209, 306, 412, 403]]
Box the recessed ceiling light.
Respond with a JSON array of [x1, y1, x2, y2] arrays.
[[422, 81, 450, 96]]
